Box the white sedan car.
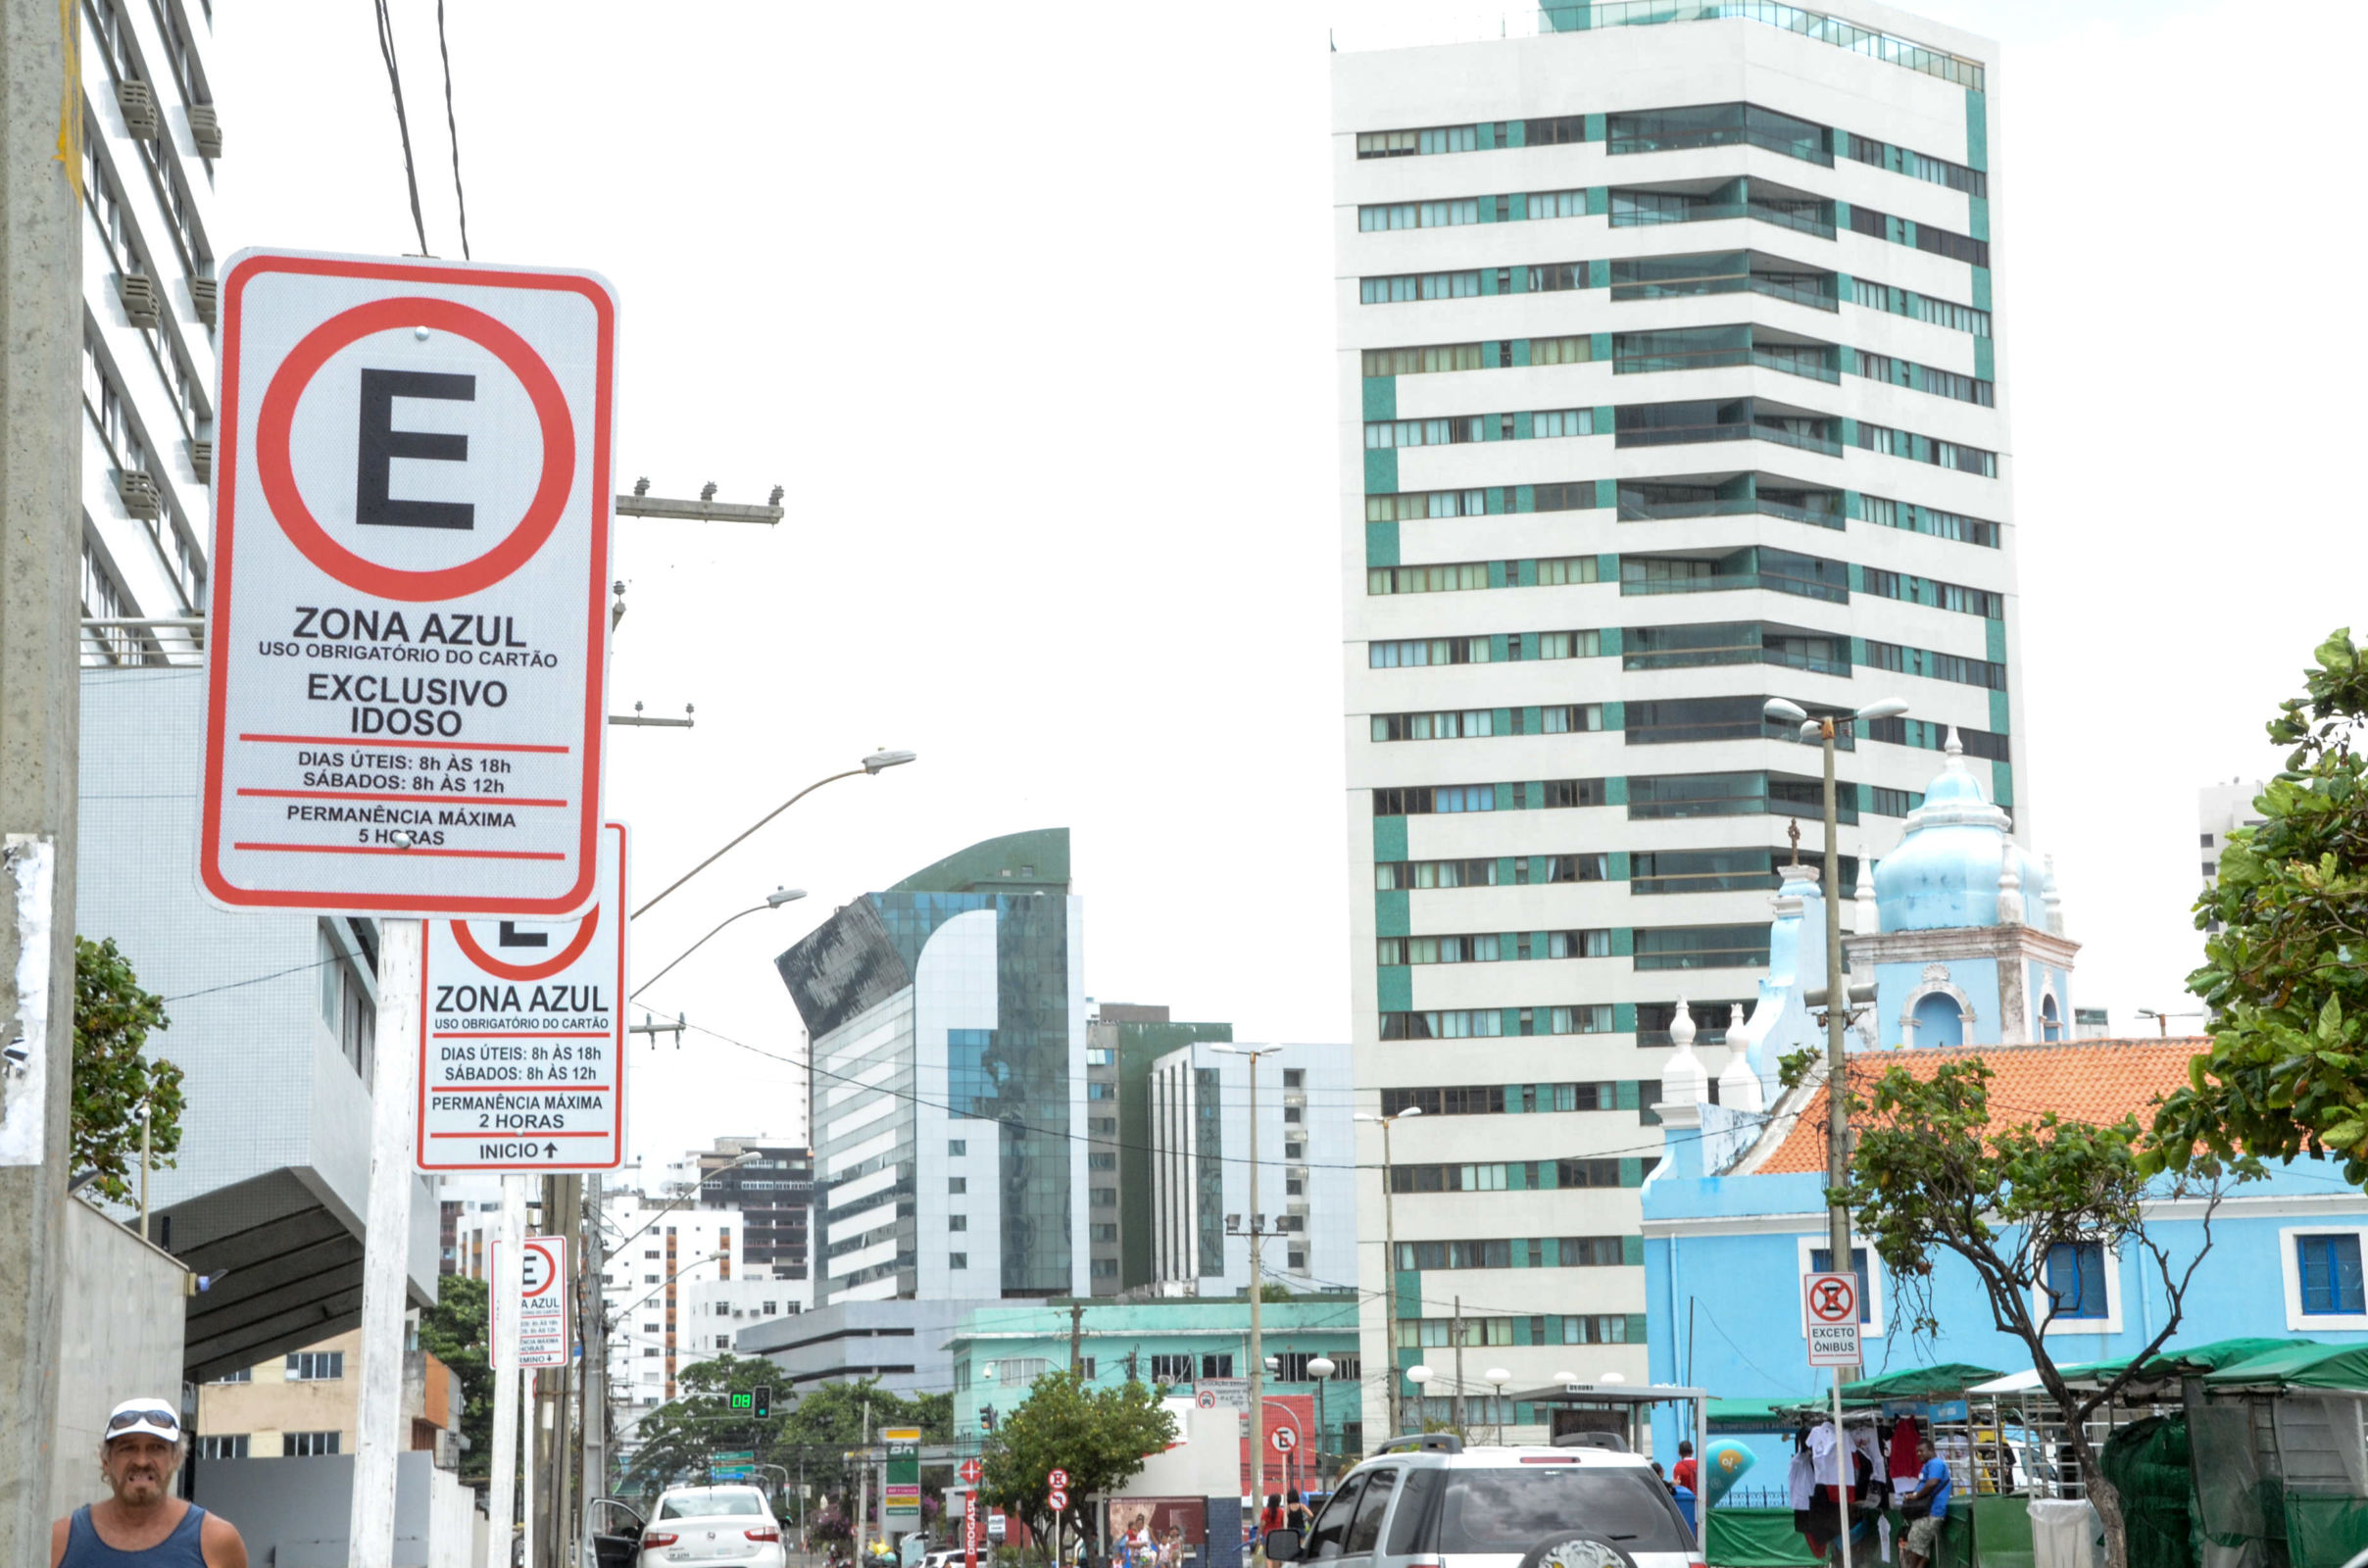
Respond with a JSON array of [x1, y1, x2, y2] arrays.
[[636, 1486, 787, 1568]]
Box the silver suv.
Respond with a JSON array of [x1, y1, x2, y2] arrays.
[[1264, 1435, 1702, 1568]]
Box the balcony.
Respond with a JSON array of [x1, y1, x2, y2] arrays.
[[1615, 398, 1843, 458], [1608, 250, 1840, 312]]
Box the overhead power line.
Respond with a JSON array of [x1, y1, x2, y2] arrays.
[[372, 0, 431, 255], [434, 0, 472, 259]]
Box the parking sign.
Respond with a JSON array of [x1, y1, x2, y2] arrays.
[[199, 250, 615, 917], [1804, 1271, 1862, 1367]]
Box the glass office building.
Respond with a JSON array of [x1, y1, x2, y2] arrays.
[[777, 829, 1088, 1305]]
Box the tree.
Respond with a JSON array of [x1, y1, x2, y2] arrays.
[[620, 1364, 950, 1516], [1839, 1058, 2252, 1568], [979, 1369, 1175, 1554], [418, 1273, 493, 1481], [72, 936, 182, 1203], [2151, 630, 2368, 1186]]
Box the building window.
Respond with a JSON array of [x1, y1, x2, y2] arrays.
[[1090, 1258, 1119, 1278], [949, 1177, 966, 1194], [286, 1351, 345, 1381], [1091, 1223, 1119, 1243], [283, 1431, 340, 1457], [948, 1215, 967, 1232], [949, 1140, 966, 1156], [1797, 1238, 1888, 1335], [1150, 1353, 1194, 1383], [1086, 1082, 1115, 1100], [1087, 1152, 1116, 1170], [1091, 1187, 1116, 1206], [1283, 1069, 1305, 1089], [209, 1368, 252, 1385], [196, 1435, 248, 1459], [950, 1253, 968, 1270], [1201, 1354, 1234, 1379], [2283, 1229, 2368, 1328], [1086, 1049, 1112, 1066], [2042, 1242, 2109, 1321]]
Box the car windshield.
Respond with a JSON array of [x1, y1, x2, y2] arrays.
[[659, 1489, 766, 1520], [1435, 1466, 1689, 1553]]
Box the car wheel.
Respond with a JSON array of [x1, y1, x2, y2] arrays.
[[1512, 1533, 1636, 1568]]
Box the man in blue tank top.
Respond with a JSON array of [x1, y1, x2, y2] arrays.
[[51, 1398, 248, 1566]]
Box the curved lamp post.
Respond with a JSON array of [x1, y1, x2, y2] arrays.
[[633, 750, 915, 919], [1355, 1104, 1422, 1434], [631, 887, 806, 1000]]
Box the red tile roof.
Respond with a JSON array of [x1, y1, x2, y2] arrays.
[[1754, 1038, 2208, 1175]]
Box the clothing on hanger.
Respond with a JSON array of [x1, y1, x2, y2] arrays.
[[1889, 1415, 1920, 1480], [1788, 1447, 1818, 1510]]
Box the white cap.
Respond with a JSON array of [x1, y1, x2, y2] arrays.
[[104, 1397, 181, 1444]]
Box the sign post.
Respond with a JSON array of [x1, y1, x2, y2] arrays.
[[202, 248, 617, 1568], [418, 821, 627, 1173], [489, 1235, 569, 1368], [1804, 1272, 1862, 1568], [884, 1427, 923, 1535], [960, 1458, 983, 1568]]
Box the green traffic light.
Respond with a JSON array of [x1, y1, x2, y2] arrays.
[[730, 1392, 753, 1410]]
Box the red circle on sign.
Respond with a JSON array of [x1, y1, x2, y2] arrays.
[[521, 1241, 559, 1297], [1808, 1278, 1857, 1322], [254, 295, 575, 602], [450, 906, 602, 981]]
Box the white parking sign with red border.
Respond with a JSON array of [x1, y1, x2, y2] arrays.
[[418, 821, 626, 1172], [1804, 1270, 1862, 1367], [490, 1234, 569, 1369], [199, 250, 615, 918]]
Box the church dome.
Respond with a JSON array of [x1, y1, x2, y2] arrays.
[[1873, 731, 2047, 932]]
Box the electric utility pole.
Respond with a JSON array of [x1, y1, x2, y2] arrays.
[[0, 3, 85, 1560]]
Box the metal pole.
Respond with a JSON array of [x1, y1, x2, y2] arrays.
[[521, 1364, 539, 1568], [1832, 1369, 1852, 1568], [1451, 1298, 1465, 1436], [1379, 1118, 1400, 1438], [856, 1400, 871, 1564], [553, 1174, 581, 1566], [1246, 1056, 1264, 1504], [1821, 726, 1852, 1277], [0, 1, 84, 1551], [582, 1172, 610, 1512], [490, 1176, 528, 1568], [349, 917, 423, 1568], [139, 1101, 151, 1242]]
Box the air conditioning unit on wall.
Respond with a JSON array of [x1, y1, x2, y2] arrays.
[[117, 271, 161, 329], [116, 469, 161, 519], [190, 277, 218, 327], [187, 102, 221, 158], [188, 439, 212, 484], [117, 79, 158, 139]]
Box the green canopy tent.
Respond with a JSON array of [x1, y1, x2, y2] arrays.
[[2064, 1337, 2316, 1393], [2193, 1343, 2368, 1567]]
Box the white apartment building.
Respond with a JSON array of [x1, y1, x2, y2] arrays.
[[2198, 779, 2266, 917], [77, 0, 219, 663], [1335, 1, 2019, 1441], [1144, 1041, 1357, 1297]]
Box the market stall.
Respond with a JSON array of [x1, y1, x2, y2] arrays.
[[2193, 1342, 2368, 1567]]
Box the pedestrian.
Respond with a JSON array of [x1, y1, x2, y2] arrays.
[[1258, 1495, 1284, 1537], [1671, 1441, 1698, 1494], [51, 1397, 248, 1566], [1899, 1436, 1952, 1568]]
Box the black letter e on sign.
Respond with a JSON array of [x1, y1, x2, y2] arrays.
[[356, 368, 475, 530]]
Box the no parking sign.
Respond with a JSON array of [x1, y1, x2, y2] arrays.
[[199, 250, 616, 918]]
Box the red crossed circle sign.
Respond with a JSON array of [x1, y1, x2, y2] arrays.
[[254, 294, 575, 602], [1808, 1274, 1858, 1323], [1047, 1469, 1068, 1489], [1270, 1428, 1299, 1453]]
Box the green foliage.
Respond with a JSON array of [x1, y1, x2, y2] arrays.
[[620, 1367, 949, 1511], [978, 1369, 1176, 1545], [418, 1273, 493, 1480], [72, 936, 181, 1202], [1255, 1282, 1299, 1302], [1841, 1058, 2254, 1568], [2152, 630, 2368, 1187], [1775, 1045, 1820, 1092]]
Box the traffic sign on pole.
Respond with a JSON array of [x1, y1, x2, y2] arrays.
[[417, 820, 626, 1171], [1047, 1490, 1068, 1513], [488, 1234, 568, 1368], [959, 1459, 982, 1485], [1270, 1428, 1299, 1454], [1804, 1271, 1862, 1368], [1047, 1469, 1069, 1490], [199, 250, 617, 918]]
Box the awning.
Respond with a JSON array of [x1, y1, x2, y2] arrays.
[[1709, 1396, 1815, 1428], [1512, 1381, 1707, 1406], [2201, 1343, 2368, 1394], [2065, 1337, 2317, 1389]]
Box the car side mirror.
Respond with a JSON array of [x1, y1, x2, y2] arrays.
[[1264, 1530, 1305, 1563]]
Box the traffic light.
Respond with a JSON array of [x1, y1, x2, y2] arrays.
[[979, 1405, 997, 1432], [754, 1386, 771, 1419]]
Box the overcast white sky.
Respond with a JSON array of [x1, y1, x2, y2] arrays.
[[213, 0, 2364, 1167]]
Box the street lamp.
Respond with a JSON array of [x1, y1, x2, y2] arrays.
[[1307, 1357, 1336, 1482], [1484, 1368, 1510, 1446], [1211, 1043, 1285, 1501], [1761, 697, 1905, 1291], [1355, 1104, 1422, 1435], [633, 750, 916, 919], [631, 886, 808, 1000]]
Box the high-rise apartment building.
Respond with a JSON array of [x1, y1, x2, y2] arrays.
[[665, 1138, 815, 1282], [78, 0, 219, 664], [776, 829, 1087, 1306], [1335, 3, 2016, 1439], [1087, 1003, 1233, 1295]]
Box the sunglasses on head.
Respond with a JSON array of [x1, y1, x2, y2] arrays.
[[106, 1408, 179, 1436]]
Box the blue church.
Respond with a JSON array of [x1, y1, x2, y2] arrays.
[[1637, 738, 2368, 1463]]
